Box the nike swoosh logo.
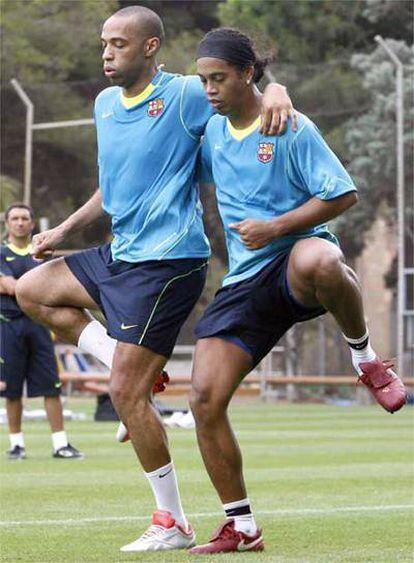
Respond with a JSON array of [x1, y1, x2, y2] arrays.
[[237, 536, 263, 551], [5, 257, 16, 261], [158, 468, 173, 479], [102, 112, 113, 119], [121, 323, 139, 330]]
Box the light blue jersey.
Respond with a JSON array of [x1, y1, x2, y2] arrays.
[[200, 112, 357, 286], [94, 70, 214, 262]]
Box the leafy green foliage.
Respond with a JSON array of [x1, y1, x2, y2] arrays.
[[1, 0, 115, 236], [219, 0, 370, 62], [0, 175, 22, 212], [219, 0, 413, 266], [1, 0, 116, 83], [336, 40, 414, 258]]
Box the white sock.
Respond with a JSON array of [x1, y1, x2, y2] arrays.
[[223, 498, 258, 535], [343, 330, 376, 374], [52, 431, 68, 452], [78, 320, 116, 369], [9, 432, 24, 449], [145, 461, 188, 530]]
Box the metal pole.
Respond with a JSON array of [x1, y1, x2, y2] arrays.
[[374, 36, 405, 377], [10, 79, 34, 206], [318, 317, 326, 376]]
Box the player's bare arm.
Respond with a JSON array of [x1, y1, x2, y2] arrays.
[[230, 192, 358, 250], [260, 83, 297, 135], [0, 276, 17, 295], [31, 189, 104, 258]]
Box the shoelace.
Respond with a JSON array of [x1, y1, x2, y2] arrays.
[[356, 358, 395, 386], [140, 524, 168, 540], [211, 521, 238, 542]]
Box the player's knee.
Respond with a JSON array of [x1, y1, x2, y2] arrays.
[[313, 251, 345, 287], [189, 384, 226, 424], [109, 376, 132, 411], [189, 386, 207, 417], [294, 251, 343, 289], [15, 271, 38, 315], [291, 240, 344, 283], [109, 368, 148, 416]]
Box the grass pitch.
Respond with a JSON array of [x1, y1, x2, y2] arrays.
[[1, 399, 413, 562]]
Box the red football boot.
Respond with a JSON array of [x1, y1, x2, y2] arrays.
[[152, 369, 170, 394], [358, 357, 406, 413], [189, 519, 264, 555], [116, 370, 170, 442]]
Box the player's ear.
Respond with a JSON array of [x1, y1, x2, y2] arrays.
[[145, 37, 161, 58], [244, 66, 254, 86]]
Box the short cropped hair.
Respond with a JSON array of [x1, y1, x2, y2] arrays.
[[5, 202, 35, 221], [112, 5, 165, 44]]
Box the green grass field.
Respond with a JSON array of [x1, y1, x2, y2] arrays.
[[1, 399, 413, 562]]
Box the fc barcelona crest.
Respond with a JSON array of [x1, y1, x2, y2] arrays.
[[148, 98, 164, 117], [257, 142, 274, 163]]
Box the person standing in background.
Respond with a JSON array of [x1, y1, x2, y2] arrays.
[[0, 203, 84, 460]]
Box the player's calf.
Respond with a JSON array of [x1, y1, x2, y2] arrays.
[[116, 370, 170, 442]]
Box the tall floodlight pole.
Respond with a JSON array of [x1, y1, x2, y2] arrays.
[[10, 79, 34, 206], [374, 36, 405, 376]]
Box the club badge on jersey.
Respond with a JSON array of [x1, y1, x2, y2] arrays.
[[148, 98, 165, 117], [257, 142, 275, 164]]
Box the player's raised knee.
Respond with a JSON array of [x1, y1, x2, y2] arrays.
[[313, 249, 345, 286], [291, 240, 344, 283], [15, 269, 40, 315]]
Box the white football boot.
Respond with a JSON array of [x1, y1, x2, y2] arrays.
[[175, 410, 195, 429], [120, 510, 196, 552]]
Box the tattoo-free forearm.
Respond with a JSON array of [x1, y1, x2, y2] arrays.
[[57, 189, 104, 236], [272, 192, 358, 237], [0, 276, 17, 295]]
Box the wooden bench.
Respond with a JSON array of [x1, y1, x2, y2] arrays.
[[59, 371, 414, 397]]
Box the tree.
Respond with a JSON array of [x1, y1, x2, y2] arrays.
[[0, 176, 21, 212], [1, 0, 115, 240], [335, 40, 414, 260], [218, 0, 413, 265]]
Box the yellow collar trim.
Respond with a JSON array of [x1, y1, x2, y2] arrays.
[[6, 242, 32, 256], [121, 83, 156, 109], [227, 116, 261, 141]]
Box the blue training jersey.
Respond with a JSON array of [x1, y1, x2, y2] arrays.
[[94, 70, 214, 262], [199, 112, 357, 286], [0, 243, 37, 318]]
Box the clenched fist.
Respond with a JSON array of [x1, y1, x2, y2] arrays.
[[31, 227, 66, 259], [229, 219, 278, 250]]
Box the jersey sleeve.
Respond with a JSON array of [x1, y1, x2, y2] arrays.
[[287, 120, 357, 200], [180, 76, 215, 139], [197, 132, 214, 184]]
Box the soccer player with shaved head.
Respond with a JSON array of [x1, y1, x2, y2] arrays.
[[188, 27, 407, 554], [15, 6, 296, 553]]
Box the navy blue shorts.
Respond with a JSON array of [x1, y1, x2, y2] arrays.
[[0, 316, 61, 399], [195, 251, 325, 367], [65, 244, 208, 358]]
